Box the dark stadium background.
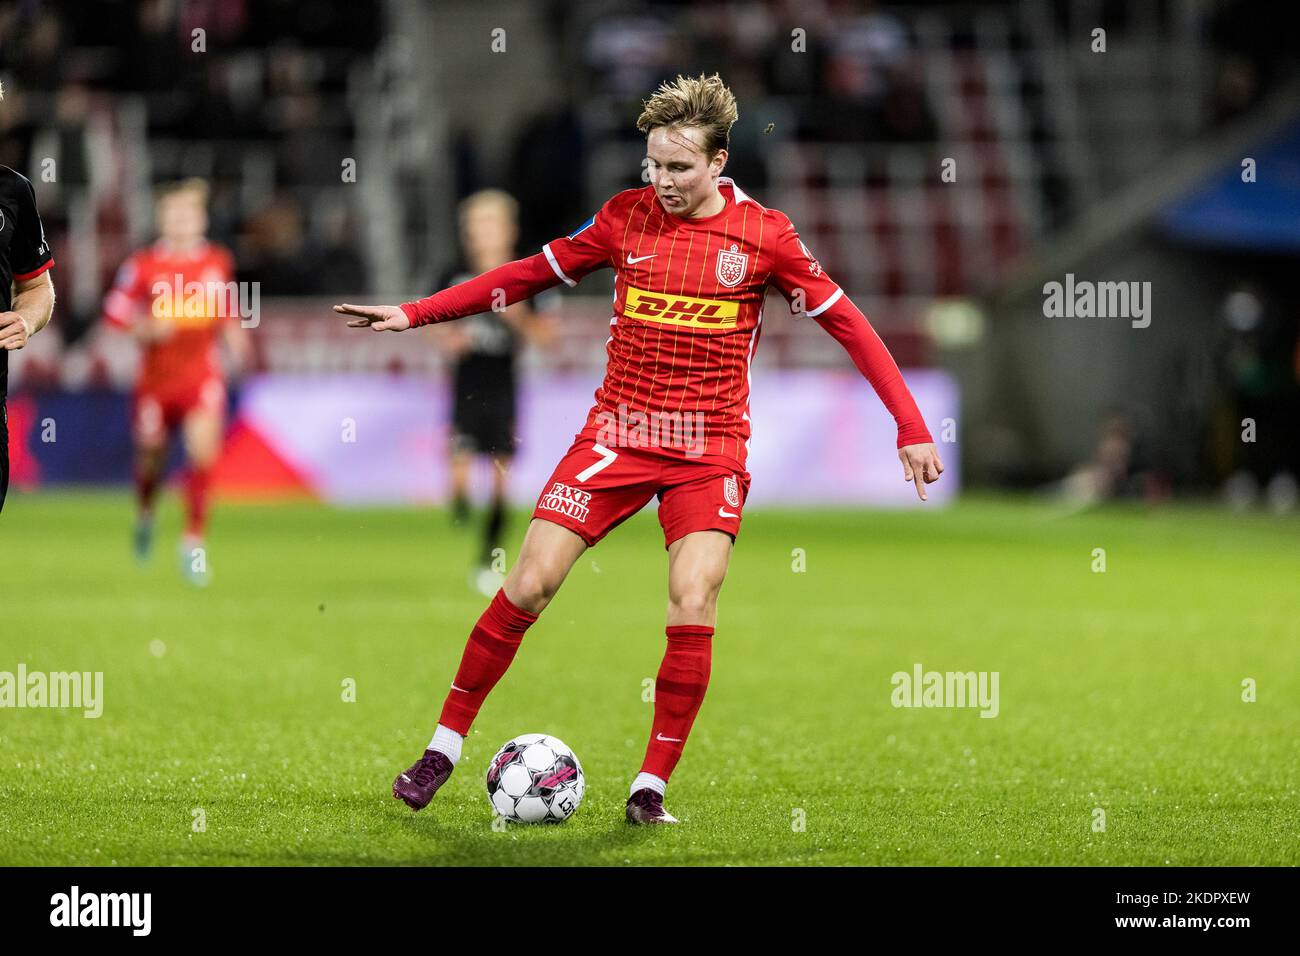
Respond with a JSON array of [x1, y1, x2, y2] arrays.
[[3, 0, 1296, 501]]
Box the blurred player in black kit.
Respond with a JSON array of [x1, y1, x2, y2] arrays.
[[439, 190, 556, 594], [0, 84, 58, 515]]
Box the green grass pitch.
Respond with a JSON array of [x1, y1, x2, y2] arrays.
[[2, 490, 1296, 866]]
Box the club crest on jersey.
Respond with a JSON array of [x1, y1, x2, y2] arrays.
[[724, 475, 741, 508], [716, 244, 748, 288]]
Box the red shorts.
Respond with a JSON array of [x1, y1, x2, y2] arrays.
[[132, 376, 226, 446], [531, 437, 751, 549]]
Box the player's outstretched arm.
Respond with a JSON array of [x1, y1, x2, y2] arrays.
[[338, 251, 564, 333], [813, 293, 943, 501], [771, 214, 942, 500]]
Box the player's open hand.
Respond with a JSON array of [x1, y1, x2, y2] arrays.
[[899, 442, 944, 501], [0, 311, 32, 350], [334, 303, 410, 332]]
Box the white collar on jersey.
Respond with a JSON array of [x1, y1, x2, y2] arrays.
[[718, 176, 764, 209]]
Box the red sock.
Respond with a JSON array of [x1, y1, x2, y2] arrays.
[[640, 625, 713, 780], [438, 589, 538, 735], [184, 466, 211, 537], [135, 465, 159, 515]]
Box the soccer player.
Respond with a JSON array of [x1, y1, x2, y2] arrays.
[[440, 189, 557, 595], [336, 74, 943, 824], [0, 157, 57, 515], [102, 179, 251, 584]]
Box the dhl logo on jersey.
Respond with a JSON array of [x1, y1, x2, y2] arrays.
[[622, 286, 740, 330]]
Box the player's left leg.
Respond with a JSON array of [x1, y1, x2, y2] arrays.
[[178, 379, 226, 585], [627, 529, 733, 824], [627, 463, 750, 823]]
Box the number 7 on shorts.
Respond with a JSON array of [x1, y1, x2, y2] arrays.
[[575, 443, 618, 482]]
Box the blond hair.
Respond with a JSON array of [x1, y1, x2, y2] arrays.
[[458, 189, 519, 226], [636, 73, 738, 159], [156, 178, 210, 204]]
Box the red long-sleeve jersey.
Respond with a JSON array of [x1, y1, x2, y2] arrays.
[[402, 179, 932, 470], [102, 241, 236, 393]]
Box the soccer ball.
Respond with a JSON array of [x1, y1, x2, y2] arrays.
[[486, 733, 584, 823]]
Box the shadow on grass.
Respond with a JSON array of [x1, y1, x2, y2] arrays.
[[390, 800, 674, 866]]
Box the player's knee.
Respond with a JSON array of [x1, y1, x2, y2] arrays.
[[506, 563, 562, 614], [667, 588, 715, 621]]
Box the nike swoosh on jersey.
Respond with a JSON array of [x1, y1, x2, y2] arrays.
[[626, 252, 657, 264], [718, 508, 740, 519]]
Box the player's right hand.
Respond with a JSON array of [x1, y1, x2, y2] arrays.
[[0, 311, 31, 350], [333, 303, 410, 331], [899, 442, 944, 502]]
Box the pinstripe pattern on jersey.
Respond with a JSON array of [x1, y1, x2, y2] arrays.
[[546, 179, 838, 470]]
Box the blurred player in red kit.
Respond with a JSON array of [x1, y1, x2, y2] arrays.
[[102, 179, 251, 585], [336, 74, 943, 823]]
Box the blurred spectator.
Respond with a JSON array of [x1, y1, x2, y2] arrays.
[[761, 0, 831, 101], [1209, 0, 1300, 123], [584, 11, 679, 101], [508, 107, 587, 256], [1055, 408, 1165, 506], [16, 9, 65, 91], [313, 204, 367, 295], [239, 194, 317, 294], [808, 7, 933, 142], [1218, 286, 1300, 510]]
